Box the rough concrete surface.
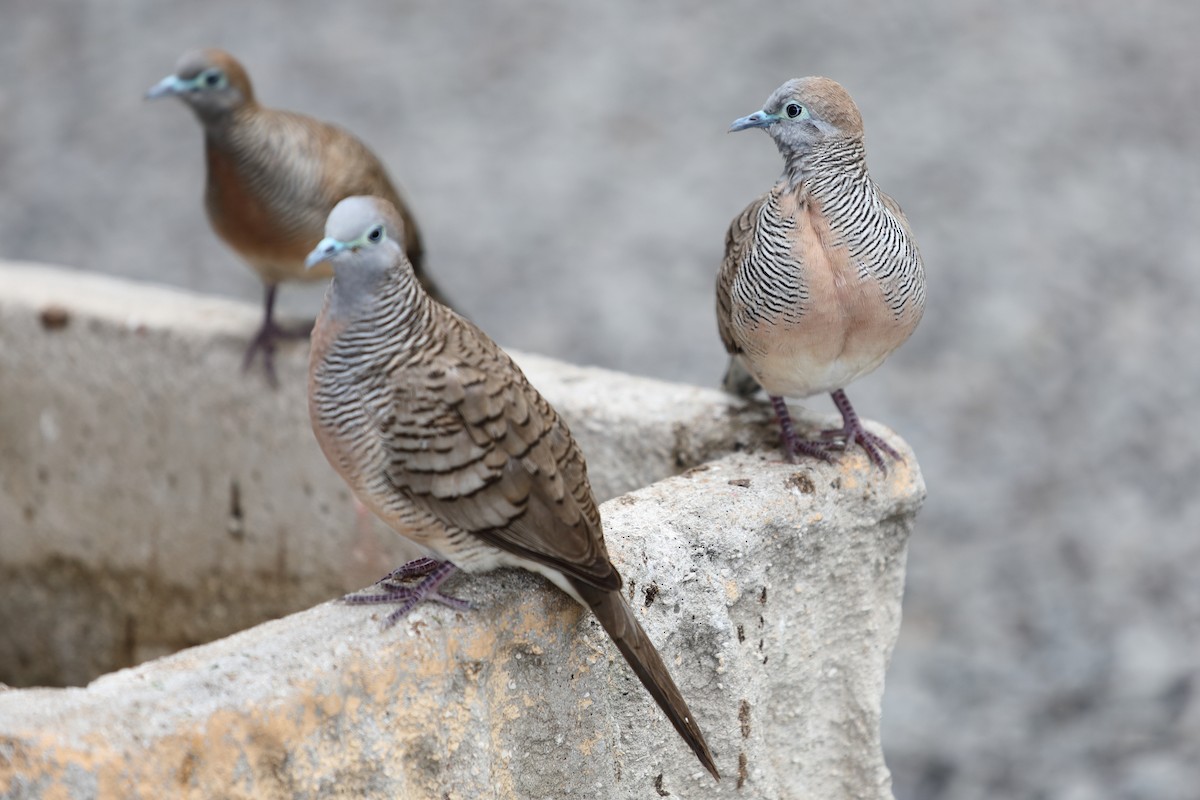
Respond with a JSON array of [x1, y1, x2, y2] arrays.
[[0, 262, 769, 689], [0, 450, 924, 800], [3, 2, 1200, 797]]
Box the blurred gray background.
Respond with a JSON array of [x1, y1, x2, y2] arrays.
[[3, 2, 1199, 798]]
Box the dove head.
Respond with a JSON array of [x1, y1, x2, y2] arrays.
[[729, 77, 864, 159], [145, 48, 255, 120], [306, 196, 410, 309]]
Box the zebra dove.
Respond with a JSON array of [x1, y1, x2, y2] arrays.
[[306, 196, 719, 780], [716, 77, 925, 469], [146, 48, 447, 385]]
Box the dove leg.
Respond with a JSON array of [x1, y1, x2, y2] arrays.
[[822, 389, 901, 471], [241, 284, 285, 386], [771, 396, 834, 464], [377, 557, 441, 583], [343, 559, 470, 627], [242, 284, 315, 386]]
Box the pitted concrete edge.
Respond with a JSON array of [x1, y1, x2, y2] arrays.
[[0, 449, 925, 800]]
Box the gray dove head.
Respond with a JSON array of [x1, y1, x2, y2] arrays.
[[729, 77, 864, 156], [305, 196, 409, 285], [145, 49, 255, 119]]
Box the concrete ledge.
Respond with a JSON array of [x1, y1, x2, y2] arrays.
[[0, 262, 771, 686], [0, 450, 924, 799]]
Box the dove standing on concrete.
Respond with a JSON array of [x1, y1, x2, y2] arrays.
[[146, 48, 448, 384], [306, 196, 719, 780], [716, 77, 925, 469]]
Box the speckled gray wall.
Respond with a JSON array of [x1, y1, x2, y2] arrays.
[[2, 2, 1198, 798]]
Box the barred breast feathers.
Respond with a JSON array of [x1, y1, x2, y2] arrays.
[[793, 139, 924, 322]]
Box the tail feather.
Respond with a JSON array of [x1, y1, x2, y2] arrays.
[[569, 578, 720, 780], [722, 355, 762, 398]]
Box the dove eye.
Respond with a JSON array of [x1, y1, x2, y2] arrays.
[[367, 225, 384, 243], [785, 103, 804, 119], [200, 69, 226, 89]]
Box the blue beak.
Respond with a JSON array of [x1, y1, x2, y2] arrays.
[[729, 110, 774, 132], [306, 237, 346, 269], [145, 75, 186, 100]]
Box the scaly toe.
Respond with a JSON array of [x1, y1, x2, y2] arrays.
[[783, 437, 837, 464], [853, 429, 901, 472], [381, 591, 471, 628], [792, 438, 840, 462], [428, 592, 473, 612], [344, 560, 464, 627]]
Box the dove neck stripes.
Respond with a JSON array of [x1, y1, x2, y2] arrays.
[[201, 112, 325, 239], [773, 136, 925, 320], [320, 261, 436, 376], [309, 260, 444, 539], [781, 135, 866, 190]]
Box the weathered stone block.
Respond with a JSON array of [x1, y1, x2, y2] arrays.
[[1, 450, 923, 799]]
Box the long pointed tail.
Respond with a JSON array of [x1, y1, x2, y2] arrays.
[[569, 578, 720, 780]]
